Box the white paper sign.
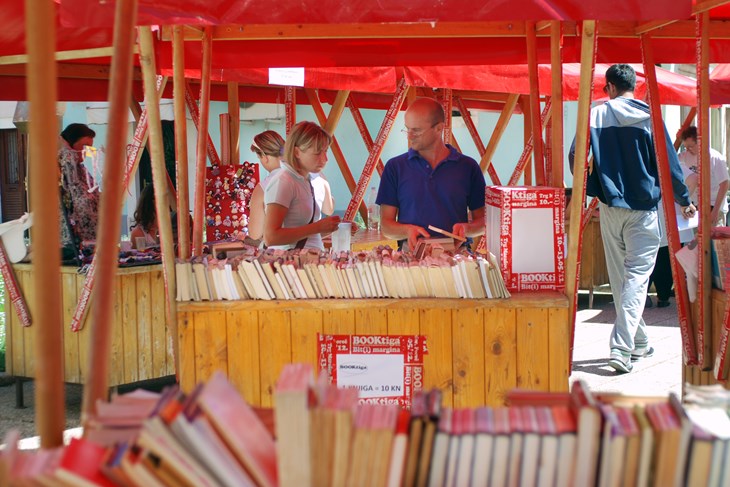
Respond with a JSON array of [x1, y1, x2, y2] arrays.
[[268, 67, 305, 87], [335, 353, 404, 398]]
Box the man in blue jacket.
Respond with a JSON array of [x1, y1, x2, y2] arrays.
[[571, 64, 696, 373]]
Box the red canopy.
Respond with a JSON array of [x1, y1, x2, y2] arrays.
[[57, 0, 692, 27], [710, 64, 730, 105]]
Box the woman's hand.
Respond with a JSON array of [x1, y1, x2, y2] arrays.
[[317, 215, 341, 235]]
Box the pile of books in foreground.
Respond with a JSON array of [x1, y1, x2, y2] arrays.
[[175, 246, 510, 302], [4, 366, 730, 487]]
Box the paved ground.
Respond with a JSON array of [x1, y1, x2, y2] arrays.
[[0, 287, 684, 448]]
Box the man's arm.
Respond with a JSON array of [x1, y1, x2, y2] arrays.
[[380, 204, 429, 250], [713, 179, 729, 224]]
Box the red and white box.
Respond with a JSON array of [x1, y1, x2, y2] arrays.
[[485, 186, 565, 292]]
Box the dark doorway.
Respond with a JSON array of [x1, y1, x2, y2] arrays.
[[0, 129, 28, 222]]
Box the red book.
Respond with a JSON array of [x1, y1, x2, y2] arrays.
[[55, 438, 116, 487]]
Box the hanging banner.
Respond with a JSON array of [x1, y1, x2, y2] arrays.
[[318, 333, 427, 408], [285, 86, 296, 135], [0, 242, 31, 326], [346, 95, 385, 176]]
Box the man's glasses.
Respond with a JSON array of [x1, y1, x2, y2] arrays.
[[401, 122, 439, 137]]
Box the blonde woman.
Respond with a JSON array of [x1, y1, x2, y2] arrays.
[[247, 130, 286, 240], [263, 121, 340, 249]]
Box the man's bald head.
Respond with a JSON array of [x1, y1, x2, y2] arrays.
[[406, 97, 445, 126]]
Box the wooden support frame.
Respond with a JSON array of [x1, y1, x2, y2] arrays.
[[306, 88, 368, 222], [697, 11, 712, 369], [550, 21, 565, 187], [192, 27, 213, 256], [25, 0, 64, 448], [138, 25, 179, 377], [454, 95, 506, 185], [566, 20, 597, 369], [508, 100, 553, 186], [80, 0, 138, 424], [227, 81, 240, 165], [642, 35, 698, 365], [674, 107, 697, 150], [526, 21, 546, 185], [173, 25, 191, 259]]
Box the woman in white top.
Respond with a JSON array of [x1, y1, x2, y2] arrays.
[[247, 130, 286, 240], [264, 121, 340, 249]]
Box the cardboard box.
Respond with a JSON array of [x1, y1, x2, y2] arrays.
[[485, 186, 565, 292]]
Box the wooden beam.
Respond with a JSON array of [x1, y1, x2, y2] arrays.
[[228, 81, 240, 165], [697, 11, 713, 370], [173, 25, 191, 260], [323, 90, 351, 135], [192, 27, 212, 256], [453, 90, 516, 103], [550, 21, 564, 187], [454, 95, 503, 185], [693, 0, 730, 15], [346, 95, 386, 176], [137, 25, 179, 383], [156, 20, 730, 41], [25, 0, 64, 448], [634, 19, 679, 35], [0, 63, 143, 80], [566, 20, 597, 374], [479, 94, 519, 179], [0, 46, 139, 65], [642, 34, 698, 365], [526, 21, 546, 185]]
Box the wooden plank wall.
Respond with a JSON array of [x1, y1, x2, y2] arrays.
[[177, 292, 570, 408], [682, 289, 727, 387], [4, 264, 174, 386]]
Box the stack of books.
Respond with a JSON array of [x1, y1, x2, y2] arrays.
[[4, 369, 730, 486], [175, 247, 511, 302]]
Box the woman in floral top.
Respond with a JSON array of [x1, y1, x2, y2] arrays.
[[58, 123, 99, 256]]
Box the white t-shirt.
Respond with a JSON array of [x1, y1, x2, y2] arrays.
[[264, 163, 323, 250], [260, 166, 282, 191], [310, 172, 332, 216], [678, 147, 729, 214]]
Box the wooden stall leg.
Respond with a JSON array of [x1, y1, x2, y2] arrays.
[[589, 288, 594, 310], [15, 377, 26, 409]]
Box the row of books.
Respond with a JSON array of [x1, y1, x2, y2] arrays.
[[4, 367, 730, 487], [175, 247, 510, 302]]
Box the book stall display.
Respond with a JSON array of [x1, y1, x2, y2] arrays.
[[5, 365, 730, 486], [6, 0, 730, 484]]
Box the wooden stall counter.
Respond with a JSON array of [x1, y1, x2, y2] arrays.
[[177, 291, 570, 408], [4, 264, 174, 387], [683, 288, 728, 388], [566, 216, 609, 308], [323, 229, 398, 252]]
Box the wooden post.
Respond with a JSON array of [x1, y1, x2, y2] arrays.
[[25, 0, 64, 447], [526, 21, 546, 186], [323, 90, 350, 135], [566, 20, 597, 370], [520, 96, 533, 185], [219, 113, 231, 165], [228, 81, 240, 165], [80, 0, 138, 424], [173, 25, 191, 260], [138, 26, 179, 375], [508, 101, 553, 186], [642, 34, 698, 365], [696, 11, 712, 369], [306, 89, 368, 222], [551, 21, 565, 187], [482, 95, 520, 181], [192, 27, 212, 256]]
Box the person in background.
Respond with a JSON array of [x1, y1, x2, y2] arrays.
[[311, 172, 335, 217], [678, 126, 730, 227], [263, 121, 340, 249], [130, 184, 158, 250], [58, 123, 99, 259], [376, 97, 486, 251], [569, 64, 695, 374], [247, 130, 286, 241]]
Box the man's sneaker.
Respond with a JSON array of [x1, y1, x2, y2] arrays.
[[631, 346, 655, 362], [608, 354, 633, 374]]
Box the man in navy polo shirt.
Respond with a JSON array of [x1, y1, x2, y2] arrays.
[[376, 97, 487, 251]]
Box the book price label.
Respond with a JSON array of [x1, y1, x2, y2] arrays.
[[318, 334, 428, 408]]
